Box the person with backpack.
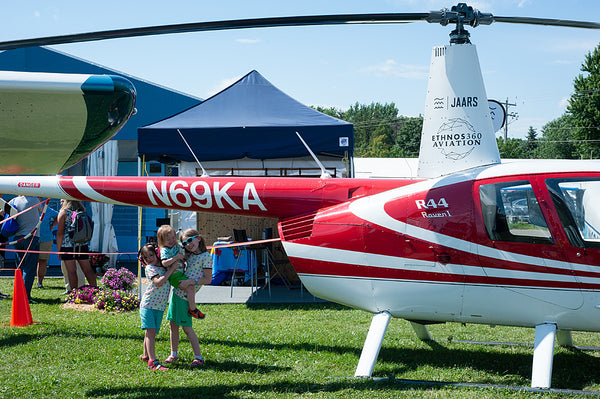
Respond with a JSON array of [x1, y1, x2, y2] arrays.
[[56, 199, 97, 292]]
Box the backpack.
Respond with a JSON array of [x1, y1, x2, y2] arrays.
[[0, 201, 18, 238], [0, 216, 18, 237], [68, 210, 93, 244]]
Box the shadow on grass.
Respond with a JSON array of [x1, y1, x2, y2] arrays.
[[167, 359, 290, 373], [0, 327, 143, 348], [203, 337, 360, 357], [30, 297, 64, 305], [201, 336, 600, 390], [86, 378, 436, 399], [377, 342, 600, 390], [246, 303, 348, 311]]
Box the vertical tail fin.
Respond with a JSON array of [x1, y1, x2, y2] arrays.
[[417, 44, 500, 178]]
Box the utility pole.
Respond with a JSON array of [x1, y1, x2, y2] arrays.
[[503, 98, 518, 141]]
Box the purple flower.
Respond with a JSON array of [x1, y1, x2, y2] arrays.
[[100, 267, 137, 291]]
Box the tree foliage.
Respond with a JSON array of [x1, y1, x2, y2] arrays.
[[496, 137, 527, 159], [344, 102, 399, 156], [313, 103, 422, 158], [525, 126, 538, 155], [567, 43, 600, 158], [393, 116, 423, 157], [534, 114, 577, 159]]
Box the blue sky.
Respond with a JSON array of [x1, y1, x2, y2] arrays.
[[0, 0, 599, 139]]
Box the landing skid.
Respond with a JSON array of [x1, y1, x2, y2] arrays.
[[355, 313, 589, 389]]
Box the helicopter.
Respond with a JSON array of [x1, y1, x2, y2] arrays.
[[0, 3, 599, 390]]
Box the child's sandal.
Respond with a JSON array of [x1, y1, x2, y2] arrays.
[[148, 360, 168, 371], [190, 358, 205, 368], [163, 355, 179, 364], [188, 307, 205, 319]]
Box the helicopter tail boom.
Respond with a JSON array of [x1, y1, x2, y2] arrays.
[[0, 175, 414, 220]]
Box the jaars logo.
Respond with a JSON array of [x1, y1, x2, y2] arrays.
[[147, 180, 266, 211]]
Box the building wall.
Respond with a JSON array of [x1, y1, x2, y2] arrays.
[[0, 47, 202, 263]]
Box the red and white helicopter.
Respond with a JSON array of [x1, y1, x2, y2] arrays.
[[0, 3, 599, 390]]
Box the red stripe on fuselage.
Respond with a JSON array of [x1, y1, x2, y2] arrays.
[[58, 176, 95, 202], [291, 257, 592, 290]]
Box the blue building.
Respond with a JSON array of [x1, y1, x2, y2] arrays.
[[0, 47, 202, 264]]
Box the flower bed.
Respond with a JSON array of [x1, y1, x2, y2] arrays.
[[66, 267, 139, 312], [101, 267, 136, 291]]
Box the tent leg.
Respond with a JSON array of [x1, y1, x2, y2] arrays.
[[354, 311, 391, 377], [531, 323, 556, 389]]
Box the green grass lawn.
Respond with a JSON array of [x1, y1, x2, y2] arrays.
[[1, 277, 599, 398]]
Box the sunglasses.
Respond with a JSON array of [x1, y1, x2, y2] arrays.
[[181, 235, 199, 246]]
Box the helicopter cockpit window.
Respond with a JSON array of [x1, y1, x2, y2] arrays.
[[546, 178, 600, 249], [479, 181, 552, 244]]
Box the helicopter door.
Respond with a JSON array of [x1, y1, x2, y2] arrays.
[[474, 179, 582, 310], [545, 177, 600, 286]]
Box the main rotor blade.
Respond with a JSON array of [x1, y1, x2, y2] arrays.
[[0, 13, 428, 51], [493, 16, 600, 29], [0, 9, 597, 51]]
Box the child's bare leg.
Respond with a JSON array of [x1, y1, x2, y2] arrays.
[[144, 329, 157, 360], [186, 285, 197, 310], [169, 321, 180, 353], [142, 335, 148, 359], [178, 279, 194, 289], [182, 325, 202, 357]]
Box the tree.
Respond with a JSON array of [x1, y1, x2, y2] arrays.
[[343, 102, 400, 157], [393, 116, 423, 157], [496, 137, 527, 159], [314, 103, 411, 157], [567, 43, 600, 158], [534, 114, 577, 159], [313, 106, 345, 120], [525, 126, 538, 156]]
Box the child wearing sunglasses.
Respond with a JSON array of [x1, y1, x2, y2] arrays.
[[156, 224, 204, 319], [164, 228, 213, 367]]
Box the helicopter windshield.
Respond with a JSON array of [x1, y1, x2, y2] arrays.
[[479, 181, 552, 244], [546, 177, 600, 248]]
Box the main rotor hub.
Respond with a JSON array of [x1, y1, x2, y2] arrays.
[[428, 2, 493, 44]]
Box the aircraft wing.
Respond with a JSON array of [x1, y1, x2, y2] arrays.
[[0, 71, 135, 175]]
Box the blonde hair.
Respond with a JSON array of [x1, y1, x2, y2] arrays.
[[180, 228, 207, 254], [156, 224, 176, 248], [60, 199, 85, 212]]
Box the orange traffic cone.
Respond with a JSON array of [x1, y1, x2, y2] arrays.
[[10, 269, 33, 327]]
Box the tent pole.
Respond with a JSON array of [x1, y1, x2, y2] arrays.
[[137, 156, 142, 300]]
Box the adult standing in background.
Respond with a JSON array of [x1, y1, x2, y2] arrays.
[[36, 205, 58, 289], [9, 195, 43, 304], [56, 199, 97, 292]]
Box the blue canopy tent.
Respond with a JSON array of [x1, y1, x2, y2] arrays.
[[137, 70, 353, 163]]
